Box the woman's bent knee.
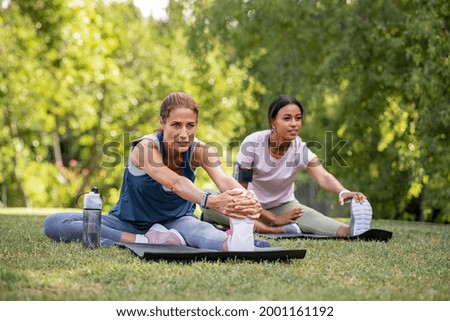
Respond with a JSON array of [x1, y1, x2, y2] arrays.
[[43, 212, 82, 242], [43, 214, 60, 240]]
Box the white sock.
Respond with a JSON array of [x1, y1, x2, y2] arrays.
[[135, 234, 149, 243]]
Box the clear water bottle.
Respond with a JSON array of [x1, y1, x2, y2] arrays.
[[82, 187, 102, 248]]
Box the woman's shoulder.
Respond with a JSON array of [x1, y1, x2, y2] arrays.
[[191, 137, 205, 149], [131, 133, 159, 148], [192, 138, 216, 168], [291, 135, 308, 149], [243, 129, 270, 143], [192, 138, 215, 158]]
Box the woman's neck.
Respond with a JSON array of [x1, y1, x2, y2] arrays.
[[269, 132, 291, 158], [162, 144, 184, 169]]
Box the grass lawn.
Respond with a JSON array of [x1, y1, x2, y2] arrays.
[[0, 208, 449, 301]]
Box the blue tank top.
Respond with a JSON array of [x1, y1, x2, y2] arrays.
[[109, 131, 197, 229]]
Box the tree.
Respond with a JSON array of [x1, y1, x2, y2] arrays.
[[316, 0, 450, 222], [0, 0, 260, 210], [186, 0, 449, 222]]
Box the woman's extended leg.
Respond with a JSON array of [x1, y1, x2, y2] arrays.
[[163, 216, 228, 251], [268, 200, 348, 236], [202, 201, 303, 234]]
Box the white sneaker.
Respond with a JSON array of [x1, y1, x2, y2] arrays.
[[349, 199, 372, 236], [145, 224, 186, 246], [227, 218, 255, 251]]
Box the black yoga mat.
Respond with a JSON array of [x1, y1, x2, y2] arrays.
[[118, 243, 307, 262], [260, 229, 393, 242]]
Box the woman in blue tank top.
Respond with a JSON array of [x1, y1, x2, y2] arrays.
[[43, 92, 262, 251]]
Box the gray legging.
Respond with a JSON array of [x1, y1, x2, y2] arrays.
[[203, 199, 343, 236], [43, 212, 228, 250]]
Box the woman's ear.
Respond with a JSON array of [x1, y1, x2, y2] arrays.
[[269, 118, 275, 130]]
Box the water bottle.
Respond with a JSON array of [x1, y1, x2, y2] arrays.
[[82, 187, 102, 248]]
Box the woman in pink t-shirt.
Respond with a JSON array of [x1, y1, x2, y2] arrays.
[[203, 95, 372, 237]]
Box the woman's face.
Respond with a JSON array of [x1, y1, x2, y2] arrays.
[[160, 107, 198, 154], [270, 103, 303, 141]]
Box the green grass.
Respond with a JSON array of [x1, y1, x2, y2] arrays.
[[0, 208, 449, 301]]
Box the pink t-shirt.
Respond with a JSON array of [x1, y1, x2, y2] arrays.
[[236, 130, 317, 208]]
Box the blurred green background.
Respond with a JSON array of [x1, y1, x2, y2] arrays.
[[0, 0, 448, 222]]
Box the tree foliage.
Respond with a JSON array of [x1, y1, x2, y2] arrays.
[[186, 0, 449, 222], [0, 0, 448, 222]]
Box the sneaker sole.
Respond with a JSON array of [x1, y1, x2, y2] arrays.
[[350, 199, 372, 236], [146, 229, 186, 246], [148, 224, 186, 246], [168, 229, 187, 246]]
